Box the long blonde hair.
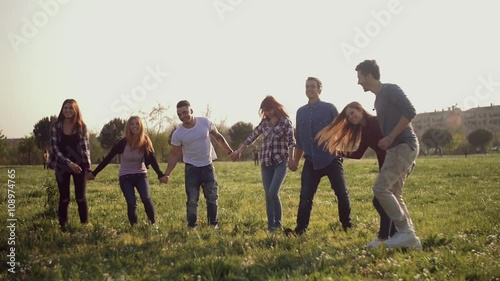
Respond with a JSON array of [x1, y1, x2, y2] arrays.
[[124, 116, 154, 153], [316, 101, 372, 154]]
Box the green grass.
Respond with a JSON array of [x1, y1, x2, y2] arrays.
[[1, 154, 499, 280]]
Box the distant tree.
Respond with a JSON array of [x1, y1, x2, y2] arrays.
[[421, 128, 452, 155], [149, 131, 170, 162], [446, 132, 467, 155], [88, 131, 106, 164], [467, 128, 493, 153], [142, 102, 175, 135], [202, 104, 212, 119], [98, 118, 126, 149], [33, 115, 57, 150], [0, 130, 7, 164], [17, 136, 37, 164], [228, 121, 254, 149]]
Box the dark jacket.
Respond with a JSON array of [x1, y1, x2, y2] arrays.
[[91, 138, 164, 179]]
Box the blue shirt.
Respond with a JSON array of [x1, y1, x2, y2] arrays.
[[296, 100, 338, 170]]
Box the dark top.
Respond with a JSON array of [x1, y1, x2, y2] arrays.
[[346, 116, 386, 169], [60, 133, 81, 163], [47, 121, 91, 171], [91, 138, 164, 179]]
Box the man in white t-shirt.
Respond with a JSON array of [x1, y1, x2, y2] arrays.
[[164, 100, 235, 228]]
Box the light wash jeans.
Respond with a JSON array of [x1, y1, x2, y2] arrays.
[[261, 160, 288, 231], [373, 142, 419, 232]]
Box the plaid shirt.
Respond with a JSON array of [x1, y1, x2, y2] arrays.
[[244, 117, 295, 166], [47, 121, 91, 171]]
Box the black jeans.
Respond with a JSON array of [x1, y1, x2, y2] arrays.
[[373, 196, 397, 239], [295, 158, 352, 232], [55, 171, 88, 226], [119, 173, 156, 225]]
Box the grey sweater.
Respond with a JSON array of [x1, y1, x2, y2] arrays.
[[374, 83, 418, 150]]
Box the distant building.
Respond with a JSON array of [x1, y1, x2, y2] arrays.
[[412, 104, 500, 138]]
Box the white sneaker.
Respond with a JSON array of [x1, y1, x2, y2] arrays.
[[366, 238, 384, 247], [384, 231, 422, 249]]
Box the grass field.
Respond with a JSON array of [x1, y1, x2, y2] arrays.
[[1, 155, 499, 280]]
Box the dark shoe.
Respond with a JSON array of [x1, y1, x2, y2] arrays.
[[342, 225, 352, 232], [284, 228, 295, 236], [284, 227, 305, 237]]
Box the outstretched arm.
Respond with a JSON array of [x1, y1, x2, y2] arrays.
[[162, 145, 182, 184], [209, 126, 234, 154], [230, 123, 263, 162]]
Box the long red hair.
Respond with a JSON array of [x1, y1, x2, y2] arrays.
[[259, 95, 289, 119], [316, 101, 372, 154]]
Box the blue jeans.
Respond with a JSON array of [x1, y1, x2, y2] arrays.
[[295, 158, 352, 232], [119, 173, 156, 225], [261, 160, 288, 230], [185, 163, 219, 227]]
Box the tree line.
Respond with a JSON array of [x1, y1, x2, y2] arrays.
[[420, 127, 497, 156], [0, 104, 261, 165], [0, 104, 498, 165]]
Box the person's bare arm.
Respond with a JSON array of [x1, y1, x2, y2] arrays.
[[163, 145, 183, 184], [209, 126, 234, 154]]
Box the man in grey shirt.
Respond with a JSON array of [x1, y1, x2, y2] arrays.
[[355, 60, 422, 249]]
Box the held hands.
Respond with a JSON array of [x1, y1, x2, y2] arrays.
[[159, 175, 169, 184], [86, 171, 95, 180], [230, 151, 242, 162], [287, 160, 298, 172]]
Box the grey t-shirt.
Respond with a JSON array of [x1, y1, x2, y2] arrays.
[[374, 83, 418, 150]]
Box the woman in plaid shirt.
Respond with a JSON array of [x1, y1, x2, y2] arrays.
[[231, 96, 295, 232], [47, 99, 92, 231]]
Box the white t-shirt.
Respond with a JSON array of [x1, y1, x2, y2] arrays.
[[171, 117, 217, 167]]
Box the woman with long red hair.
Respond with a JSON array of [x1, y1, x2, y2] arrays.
[[90, 116, 167, 228], [316, 101, 401, 247], [47, 99, 92, 231], [231, 95, 295, 232]]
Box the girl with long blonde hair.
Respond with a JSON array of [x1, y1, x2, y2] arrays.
[[90, 116, 166, 228]]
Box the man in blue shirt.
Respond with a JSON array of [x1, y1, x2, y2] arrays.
[[355, 60, 422, 249], [286, 77, 352, 235]]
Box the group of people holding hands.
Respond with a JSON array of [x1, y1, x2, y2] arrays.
[[47, 59, 422, 249]]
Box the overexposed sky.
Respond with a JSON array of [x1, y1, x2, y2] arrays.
[[1, 0, 499, 138]]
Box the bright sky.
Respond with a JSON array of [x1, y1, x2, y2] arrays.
[[1, 0, 499, 138]]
